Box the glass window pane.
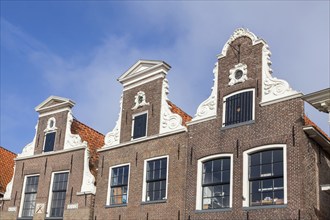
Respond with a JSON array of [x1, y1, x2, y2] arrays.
[[273, 150, 283, 162], [203, 161, 212, 173], [222, 170, 230, 183], [250, 153, 260, 166], [262, 151, 272, 164], [250, 165, 260, 178], [222, 159, 230, 170], [261, 164, 272, 176], [273, 162, 283, 176], [213, 160, 221, 171]]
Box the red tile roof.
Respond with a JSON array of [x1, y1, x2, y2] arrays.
[[0, 147, 16, 194], [71, 119, 105, 178], [167, 100, 192, 126], [303, 115, 330, 140]]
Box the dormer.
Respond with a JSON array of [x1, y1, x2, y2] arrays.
[[104, 60, 190, 148]]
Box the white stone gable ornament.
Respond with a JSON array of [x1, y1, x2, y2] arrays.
[[132, 91, 150, 110], [229, 63, 248, 86], [104, 95, 123, 147]]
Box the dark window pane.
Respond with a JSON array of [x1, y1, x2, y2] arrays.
[[250, 181, 260, 193], [225, 91, 253, 126], [262, 151, 272, 164], [261, 164, 272, 177], [22, 176, 39, 217], [273, 150, 283, 162], [222, 159, 230, 170], [250, 165, 260, 178], [110, 166, 129, 205], [250, 153, 260, 166], [251, 192, 262, 206], [203, 161, 212, 173], [133, 113, 147, 139], [274, 178, 283, 189], [44, 132, 56, 152], [213, 171, 221, 183], [222, 170, 230, 183], [273, 162, 283, 176]]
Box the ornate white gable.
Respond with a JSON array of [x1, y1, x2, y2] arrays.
[[63, 111, 87, 149], [218, 28, 302, 106], [35, 96, 75, 115], [104, 95, 123, 147], [159, 79, 186, 134], [190, 62, 218, 123], [78, 147, 96, 195], [118, 60, 171, 91]]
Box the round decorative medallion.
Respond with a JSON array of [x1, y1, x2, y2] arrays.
[[235, 70, 243, 79]]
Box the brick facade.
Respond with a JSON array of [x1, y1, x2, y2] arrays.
[[1, 29, 329, 220]]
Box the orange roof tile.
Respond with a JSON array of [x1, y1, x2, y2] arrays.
[[0, 146, 16, 194], [167, 100, 192, 126], [71, 119, 105, 178], [303, 115, 330, 140]]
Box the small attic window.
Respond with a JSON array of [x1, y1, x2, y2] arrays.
[[132, 112, 147, 139], [44, 132, 56, 152]]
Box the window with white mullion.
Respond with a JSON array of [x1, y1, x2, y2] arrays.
[[202, 158, 231, 210], [146, 158, 167, 201], [21, 176, 39, 217], [50, 172, 68, 217], [110, 165, 129, 205], [249, 149, 284, 206]]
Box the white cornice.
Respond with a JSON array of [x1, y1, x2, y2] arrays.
[[99, 128, 186, 152], [35, 96, 75, 113], [15, 146, 86, 161]]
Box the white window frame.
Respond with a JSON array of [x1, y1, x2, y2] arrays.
[[222, 88, 255, 127], [131, 111, 148, 140], [242, 144, 287, 207], [196, 154, 234, 210], [106, 163, 131, 206], [43, 131, 57, 152], [46, 170, 69, 217], [19, 174, 40, 218], [142, 155, 169, 202]]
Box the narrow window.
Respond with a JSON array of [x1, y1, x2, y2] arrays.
[[50, 172, 69, 217], [44, 132, 56, 152], [223, 90, 253, 126], [21, 176, 39, 217], [249, 149, 284, 206], [202, 158, 230, 209], [146, 158, 167, 201], [110, 165, 129, 205], [133, 113, 147, 139]]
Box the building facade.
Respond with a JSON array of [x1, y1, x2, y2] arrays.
[[0, 96, 104, 220], [1, 28, 329, 220]]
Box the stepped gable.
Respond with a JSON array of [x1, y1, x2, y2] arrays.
[[0, 147, 16, 194], [71, 119, 104, 177]]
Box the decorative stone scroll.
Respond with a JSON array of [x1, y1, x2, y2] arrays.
[[132, 91, 150, 110], [79, 147, 96, 194], [228, 63, 248, 86], [64, 111, 87, 149], [104, 95, 123, 147], [191, 62, 218, 122], [159, 79, 185, 134]]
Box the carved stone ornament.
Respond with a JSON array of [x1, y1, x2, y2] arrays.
[[159, 79, 185, 134], [261, 44, 301, 105], [228, 63, 248, 86], [104, 95, 123, 147], [63, 111, 87, 150], [132, 91, 149, 110], [79, 147, 96, 194], [3, 164, 15, 200], [44, 117, 57, 133], [17, 124, 38, 158], [191, 62, 218, 122]]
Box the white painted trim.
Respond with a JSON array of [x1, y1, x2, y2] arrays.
[[131, 111, 148, 140], [99, 128, 186, 152], [222, 88, 255, 127], [19, 174, 40, 218], [35, 96, 74, 112], [38, 107, 72, 118], [195, 154, 233, 210], [122, 74, 166, 91], [187, 116, 217, 126], [242, 144, 287, 207], [106, 163, 131, 206], [104, 95, 123, 147], [2, 164, 16, 200], [321, 184, 330, 191], [191, 62, 218, 122], [15, 146, 85, 161], [46, 170, 70, 218], [142, 155, 169, 202]]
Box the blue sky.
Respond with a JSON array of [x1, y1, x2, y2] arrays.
[[1, 1, 329, 154]]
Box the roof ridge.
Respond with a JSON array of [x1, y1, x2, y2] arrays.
[[0, 146, 17, 156]]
